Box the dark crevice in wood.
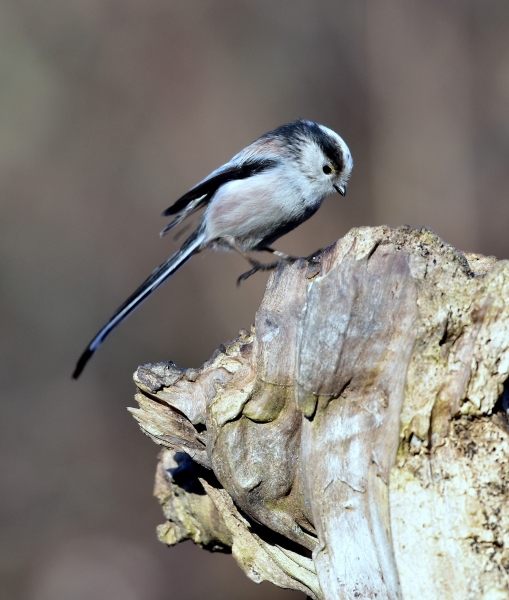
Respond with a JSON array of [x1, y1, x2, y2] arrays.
[[241, 511, 314, 560], [366, 240, 381, 261]]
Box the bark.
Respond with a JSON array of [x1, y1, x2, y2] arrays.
[[130, 226, 509, 600]]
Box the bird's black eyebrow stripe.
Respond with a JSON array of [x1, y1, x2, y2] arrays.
[[312, 128, 344, 172], [162, 157, 280, 216], [262, 119, 344, 172]]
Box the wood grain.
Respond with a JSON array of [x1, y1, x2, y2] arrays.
[[131, 226, 509, 599]]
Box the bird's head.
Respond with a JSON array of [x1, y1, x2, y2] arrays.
[[268, 119, 353, 198]]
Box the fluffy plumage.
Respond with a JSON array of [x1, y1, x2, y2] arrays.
[[73, 119, 353, 379]]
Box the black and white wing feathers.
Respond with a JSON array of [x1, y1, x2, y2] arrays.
[[160, 156, 280, 236]]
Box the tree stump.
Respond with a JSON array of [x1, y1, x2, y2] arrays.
[[130, 226, 509, 600]]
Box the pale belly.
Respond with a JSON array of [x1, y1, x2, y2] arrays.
[[202, 171, 323, 250]]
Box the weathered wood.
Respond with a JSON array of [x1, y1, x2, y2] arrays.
[[130, 226, 509, 600]]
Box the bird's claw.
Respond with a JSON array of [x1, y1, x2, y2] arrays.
[[237, 259, 286, 286], [237, 267, 259, 285], [236, 251, 323, 286]]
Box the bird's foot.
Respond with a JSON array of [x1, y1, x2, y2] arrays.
[[236, 250, 324, 285], [236, 259, 286, 286]]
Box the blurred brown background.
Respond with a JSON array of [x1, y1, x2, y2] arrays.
[[1, 1, 508, 599]]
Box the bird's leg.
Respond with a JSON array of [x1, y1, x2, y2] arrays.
[[236, 246, 326, 285], [223, 237, 267, 284], [263, 247, 299, 262], [264, 246, 324, 263], [236, 259, 286, 285], [224, 237, 266, 269], [237, 247, 302, 285], [226, 239, 323, 285], [222, 238, 285, 285]]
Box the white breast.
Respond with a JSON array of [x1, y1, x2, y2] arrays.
[[203, 166, 322, 249]]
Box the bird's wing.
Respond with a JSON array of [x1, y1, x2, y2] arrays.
[[160, 156, 280, 236]]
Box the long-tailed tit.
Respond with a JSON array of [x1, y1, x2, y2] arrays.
[[73, 119, 353, 378]]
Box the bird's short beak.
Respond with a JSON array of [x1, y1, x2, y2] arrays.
[[334, 184, 347, 197]]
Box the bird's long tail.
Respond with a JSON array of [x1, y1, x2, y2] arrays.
[[72, 229, 205, 379]]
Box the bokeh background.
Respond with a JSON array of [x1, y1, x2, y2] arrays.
[[1, 1, 509, 599]]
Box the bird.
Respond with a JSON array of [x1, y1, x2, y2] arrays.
[[72, 119, 353, 379]]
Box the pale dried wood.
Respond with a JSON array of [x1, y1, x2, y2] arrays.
[[130, 226, 509, 600]]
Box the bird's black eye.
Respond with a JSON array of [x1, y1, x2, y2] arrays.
[[323, 165, 333, 175]]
